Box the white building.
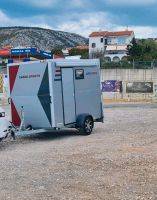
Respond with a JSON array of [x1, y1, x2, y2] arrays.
[[89, 30, 134, 62]]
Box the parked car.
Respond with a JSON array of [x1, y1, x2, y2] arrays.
[[0, 107, 8, 141]]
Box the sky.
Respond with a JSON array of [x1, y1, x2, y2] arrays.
[[0, 0, 157, 38]]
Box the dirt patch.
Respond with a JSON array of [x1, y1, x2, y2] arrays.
[[0, 105, 157, 200]]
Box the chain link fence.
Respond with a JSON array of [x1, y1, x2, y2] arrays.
[[100, 58, 157, 69]]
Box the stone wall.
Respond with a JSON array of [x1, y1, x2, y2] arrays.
[[101, 68, 157, 101]]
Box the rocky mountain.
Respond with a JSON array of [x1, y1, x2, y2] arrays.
[[0, 27, 88, 50]]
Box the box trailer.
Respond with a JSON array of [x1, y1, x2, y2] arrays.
[[7, 59, 103, 136]]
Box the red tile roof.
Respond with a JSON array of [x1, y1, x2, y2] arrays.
[[89, 31, 108, 37], [76, 45, 89, 50], [0, 45, 13, 50], [89, 31, 134, 37]]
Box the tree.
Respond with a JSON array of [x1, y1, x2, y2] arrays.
[[127, 37, 142, 60], [69, 48, 89, 59], [51, 48, 64, 57], [127, 38, 157, 61]]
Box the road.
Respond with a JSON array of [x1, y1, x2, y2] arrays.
[[0, 104, 157, 200]]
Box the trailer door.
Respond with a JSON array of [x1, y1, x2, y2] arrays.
[[61, 68, 76, 125]]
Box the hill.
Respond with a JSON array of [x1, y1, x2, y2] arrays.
[[0, 27, 88, 50]]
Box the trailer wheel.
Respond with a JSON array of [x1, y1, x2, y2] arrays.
[[26, 125, 33, 130], [79, 115, 94, 135], [11, 130, 16, 140]]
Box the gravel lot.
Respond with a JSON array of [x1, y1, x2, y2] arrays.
[[0, 104, 157, 200]]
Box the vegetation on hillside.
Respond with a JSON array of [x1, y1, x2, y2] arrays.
[[0, 27, 88, 50]]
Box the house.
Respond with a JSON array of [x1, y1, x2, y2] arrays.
[[89, 30, 134, 62]]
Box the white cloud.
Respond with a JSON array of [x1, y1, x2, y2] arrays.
[[129, 26, 157, 38], [105, 0, 156, 6], [0, 9, 157, 39], [57, 11, 157, 38], [0, 10, 13, 24], [57, 12, 118, 36], [0, 10, 53, 29]]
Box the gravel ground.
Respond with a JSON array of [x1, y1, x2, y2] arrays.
[[0, 104, 157, 200]]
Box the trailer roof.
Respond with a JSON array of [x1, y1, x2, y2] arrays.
[[7, 59, 100, 68], [55, 59, 100, 67]]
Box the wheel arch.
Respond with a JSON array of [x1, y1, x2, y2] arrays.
[[76, 113, 93, 128]]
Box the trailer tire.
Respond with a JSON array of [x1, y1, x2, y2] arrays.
[[26, 125, 33, 130], [77, 115, 94, 135], [11, 130, 16, 140]]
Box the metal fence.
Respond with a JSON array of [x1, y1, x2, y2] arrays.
[[100, 59, 157, 69]]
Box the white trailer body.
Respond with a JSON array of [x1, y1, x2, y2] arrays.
[[8, 59, 103, 134], [0, 107, 8, 140]]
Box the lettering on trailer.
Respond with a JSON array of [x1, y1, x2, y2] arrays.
[[86, 71, 97, 75], [19, 74, 41, 79]]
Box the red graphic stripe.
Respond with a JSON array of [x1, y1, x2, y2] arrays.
[[11, 99, 21, 126], [9, 65, 19, 94]]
